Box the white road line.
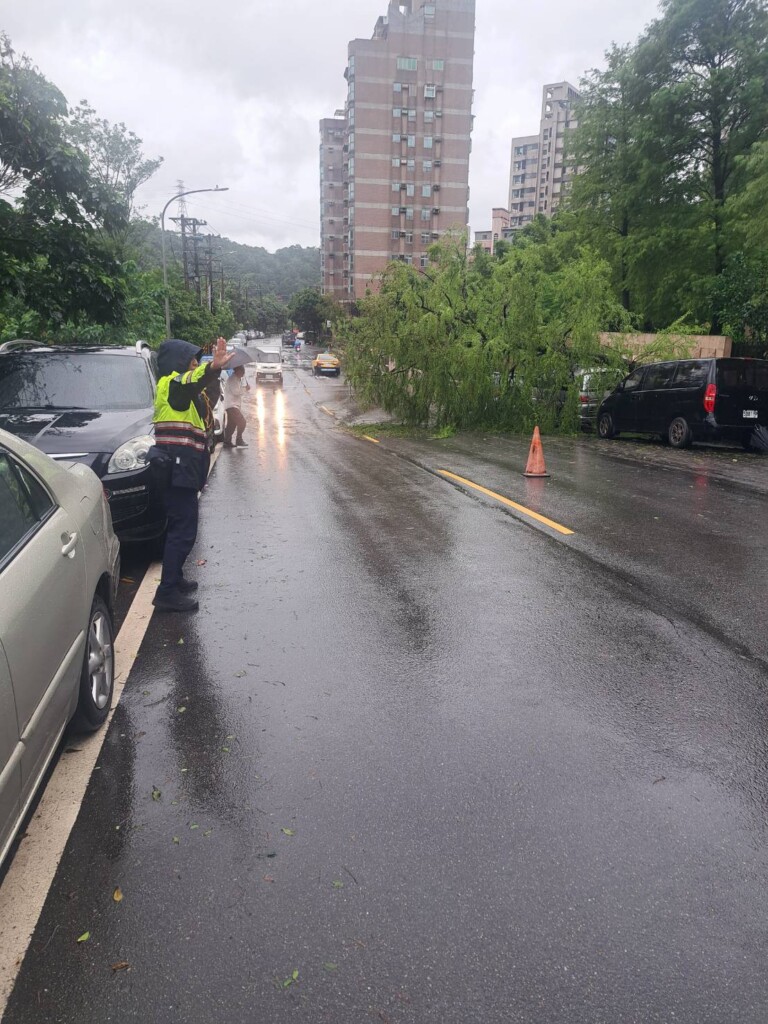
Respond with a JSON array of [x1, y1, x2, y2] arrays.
[[0, 445, 223, 1016]]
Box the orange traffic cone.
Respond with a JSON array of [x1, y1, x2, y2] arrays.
[[523, 426, 550, 477]]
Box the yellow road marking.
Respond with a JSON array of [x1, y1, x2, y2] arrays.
[[320, 405, 334, 418], [362, 435, 380, 444], [438, 469, 574, 536]]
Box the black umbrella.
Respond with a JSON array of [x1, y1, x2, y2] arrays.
[[225, 348, 256, 369]]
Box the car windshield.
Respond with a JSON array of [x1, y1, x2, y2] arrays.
[[0, 352, 154, 411], [257, 351, 280, 362]]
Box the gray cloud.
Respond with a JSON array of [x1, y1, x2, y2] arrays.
[[5, 0, 661, 249]]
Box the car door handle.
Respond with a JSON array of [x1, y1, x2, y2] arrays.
[[61, 532, 79, 558]]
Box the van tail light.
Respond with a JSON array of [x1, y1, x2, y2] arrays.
[[704, 383, 717, 414], [579, 394, 589, 403]]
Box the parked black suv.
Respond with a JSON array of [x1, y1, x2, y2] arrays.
[[596, 357, 768, 449], [0, 341, 165, 542]]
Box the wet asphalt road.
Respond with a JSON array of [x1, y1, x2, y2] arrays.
[[5, 358, 768, 1023]]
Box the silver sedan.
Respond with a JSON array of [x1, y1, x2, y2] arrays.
[[0, 428, 120, 867]]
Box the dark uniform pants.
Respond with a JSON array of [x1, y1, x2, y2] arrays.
[[158, 485, 199, 597]]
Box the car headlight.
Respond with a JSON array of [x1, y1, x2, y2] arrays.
[[107, 434, 154, 474]]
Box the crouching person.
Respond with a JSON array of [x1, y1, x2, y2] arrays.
[[152, 336, 232, 612]]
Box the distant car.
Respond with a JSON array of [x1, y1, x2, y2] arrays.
[[0, 428, 120, 868], [282, 332, 295, 348], [254, 346, 283, 387], [312, 352, 341, 377], [0, 341, 165, 544], [597, 357, 768, 449]]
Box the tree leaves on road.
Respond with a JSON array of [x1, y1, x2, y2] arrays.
[[77, 932, 90, 943], [281, 828, 295, 836], [110, 961, 130, 973], [151, 787, 161, 801], [112, 887, 123, 903]]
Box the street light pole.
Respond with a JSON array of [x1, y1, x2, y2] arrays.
[[160, 186, 229, 338]]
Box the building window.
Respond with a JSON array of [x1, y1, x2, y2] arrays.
[[408, 108, 417, 120], [432, 59, 445, 71], [424, 85, 437, 99], [424, 136, 433, 149], [391, 206, 401, 216], [407, 158, 415, 170], [391, 230, 401, 240], [421, 184, 432, 197], [423, 4, 436, 17], [392, 133, 402, 143], [405, 231, 413, 243], [420, 254, 429, 268], [397, 57, 418, 71], [423, 160, 432, 172], [392, 182, 401, 192], [406, 183, 415, 196], [420, 209, 431, 221], [421, 231, 431, 244], [393, 107, 402, 118], [393, 82, 402, 92], [424, 110, 434, 123], [407, 135, 416, 147], [392, 157, 400, 167], [405, 208, 414, 220]]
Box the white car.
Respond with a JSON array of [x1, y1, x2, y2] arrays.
[[0, 429, 120, 867]]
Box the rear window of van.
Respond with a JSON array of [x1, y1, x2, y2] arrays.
[[716, 360, 768, 390]]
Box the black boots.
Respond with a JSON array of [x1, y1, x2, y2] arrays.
[[152, 590, 199, 612]]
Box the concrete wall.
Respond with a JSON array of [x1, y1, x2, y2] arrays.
[[599, 334, 733, 359]]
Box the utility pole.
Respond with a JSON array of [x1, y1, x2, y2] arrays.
[[205, 236, 215, 313]]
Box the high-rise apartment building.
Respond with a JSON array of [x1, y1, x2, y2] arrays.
[[319, 114, 347, 299], [508, 82, 580, 231], [321, 0, 476, 301]]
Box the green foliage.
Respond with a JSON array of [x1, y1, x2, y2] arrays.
[[0, 34, 129, 329], [288, 288, 342, 338], [67, 100, 163, 217], [343, 235, 630, 432], [568, 0, 768, 333]]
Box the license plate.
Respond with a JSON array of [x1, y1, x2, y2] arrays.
[[743, 409, 758, 419]]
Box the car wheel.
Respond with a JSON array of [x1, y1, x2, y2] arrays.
[[71, 595, 115, 733], [334, 370, 341, 377], [668, 416, 692, 449], [597, 412, 616, 439]]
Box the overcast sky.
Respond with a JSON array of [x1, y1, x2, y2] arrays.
[[5, 0, 661, 252]]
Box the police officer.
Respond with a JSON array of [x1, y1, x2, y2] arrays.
[[152, 335, 233, 612]]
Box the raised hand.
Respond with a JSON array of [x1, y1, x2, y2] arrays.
[[211, 336, 234, 371]]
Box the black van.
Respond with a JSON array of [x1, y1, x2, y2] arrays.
[[596, 357, 768, 449]]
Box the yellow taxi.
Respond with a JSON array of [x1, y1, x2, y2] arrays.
[[312, 351, 341, 378]]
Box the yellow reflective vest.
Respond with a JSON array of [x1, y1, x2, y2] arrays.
[[153, 364, 209, 454]]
